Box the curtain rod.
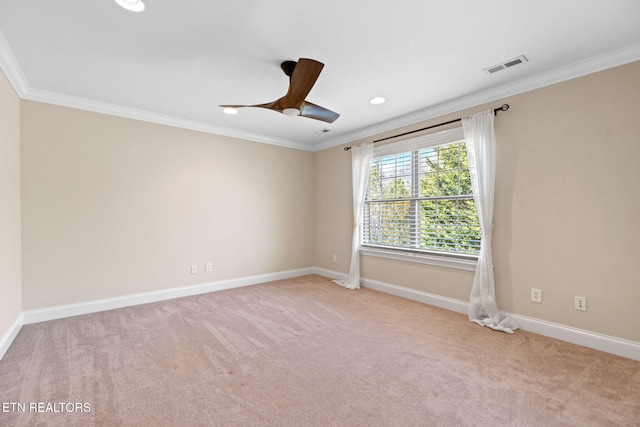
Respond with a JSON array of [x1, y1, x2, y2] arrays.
[[343, 104, 510, 151]]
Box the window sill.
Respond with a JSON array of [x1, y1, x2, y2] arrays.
[[360, 247, 477, 271]]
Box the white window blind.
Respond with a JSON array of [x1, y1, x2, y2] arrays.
[[363, 127, 480, 258]]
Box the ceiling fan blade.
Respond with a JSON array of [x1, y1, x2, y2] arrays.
[[220, 58, 339, 122], [219, 103, 273, 109], [300, 101, 340, 123], [284, 58, 324, 106]]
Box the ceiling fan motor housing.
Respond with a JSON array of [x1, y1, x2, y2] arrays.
[[281, 60, 297, 77]]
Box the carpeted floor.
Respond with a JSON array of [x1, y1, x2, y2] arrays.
[[1, 274, 639, 426]]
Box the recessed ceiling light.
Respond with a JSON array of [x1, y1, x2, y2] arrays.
[[370, 97, 386, 105], [114, 0, 145, 12], [223, 107, 238, 115]]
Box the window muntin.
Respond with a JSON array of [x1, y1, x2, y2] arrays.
[[363, 140, 480, 257]]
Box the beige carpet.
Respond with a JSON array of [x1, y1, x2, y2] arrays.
[[1, 275, 638, 426]]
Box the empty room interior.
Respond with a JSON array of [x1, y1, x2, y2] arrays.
[[1, 1, 639, 425]]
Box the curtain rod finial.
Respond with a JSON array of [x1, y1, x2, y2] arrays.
[[500, 104, 510, 111], [494, 104, 509, 115]]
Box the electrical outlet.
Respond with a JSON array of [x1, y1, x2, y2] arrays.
[[191, 264, 198, 274], [530, 288, 542, 303], [332, 254, 337, 263], [575, 296, 587, 311], [205, 262, 212, 272]]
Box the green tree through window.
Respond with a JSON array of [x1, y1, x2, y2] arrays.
[[364, 141, 480, 256]]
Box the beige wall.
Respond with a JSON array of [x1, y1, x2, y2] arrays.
[[9, 60, 640, 346], [315, 61, 640, 343], [0, 67, 22, 337], [20, 101, 315, 310]]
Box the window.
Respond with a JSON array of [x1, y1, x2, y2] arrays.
[[362, 127, 480, 262]]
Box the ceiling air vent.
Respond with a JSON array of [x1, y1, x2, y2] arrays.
[[484, 55, 528, 74]]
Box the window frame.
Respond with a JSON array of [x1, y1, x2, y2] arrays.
[[361, 127, 479, 271]]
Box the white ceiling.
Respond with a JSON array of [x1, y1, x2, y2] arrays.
[[1, 1, 639, 151]]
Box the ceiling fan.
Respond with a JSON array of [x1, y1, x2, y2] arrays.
[[220, 58, 340, 123]]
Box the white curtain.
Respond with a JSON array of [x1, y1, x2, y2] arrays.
[[334, 142, 373, 290], [463, 110, 518, 334]]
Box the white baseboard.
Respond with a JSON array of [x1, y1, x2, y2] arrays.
[[312, 267, 468, 315], [22, 267, 314, 325], [311, 267, 640, 361], [311, 266, 346, 282], [7, 266, 640, 363], [0, 313, 24, 361], [362, 277, 469, 315], [507, 313, 640, 362]]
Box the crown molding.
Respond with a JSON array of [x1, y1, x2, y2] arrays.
[[0, 30, 29, 96], [0, 29, 312, 151], [22, 88, 313, 151], [2, 23, 639, 153], [314, 41, 640, 152]]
